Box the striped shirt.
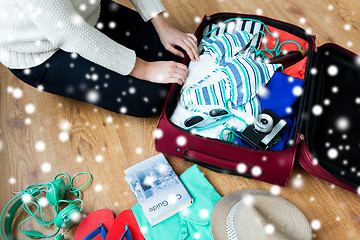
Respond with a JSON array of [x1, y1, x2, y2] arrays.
[[181, 30, 282, 132]]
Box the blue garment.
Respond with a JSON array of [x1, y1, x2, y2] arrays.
[[132, 165, 221, 240], [258, 72, 304, 117]]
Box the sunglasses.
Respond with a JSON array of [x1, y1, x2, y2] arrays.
[[183, 108, 233, 131]]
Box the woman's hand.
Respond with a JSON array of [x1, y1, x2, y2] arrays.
[[130, 57, 188, 85], [151, 13, 200, 62]]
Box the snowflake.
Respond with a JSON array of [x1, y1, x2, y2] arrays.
[[328, 4, 334, 10], [35, 141, 46, 152], [312, 105, 323, 116], [24, 118, 32, 125], [56, 21, 64, 28], [39, 197, 49, 207], [41, 162, 52, 173], [194, 16, 201, 23], [59, 132, 69, 142], [335, 117, 350, 131], [22, 194, 32, 203], [59, 119, 72, 131], [86, 90, 100, 103], [327, 148, 338, 159], [94, 184, 103, 192], [12, 88, 23, 98], [251, 166, 262, 176], [109, 21, 116, 29], [76, 156, 83, 163], [310, 68, 318, 75], [153, 129, 163, 139], [242, 195, 254, 206], [291, 174, 304, 188], [7, 86, 13, 93], [299, 17, 306, 24], [256, 8, 263, 15], [327, 65, 338, 76], [353, 97, 360, 106], [237, 163, 247, 173], [129, 87, 136, 94], [71, 212, 82, 224], [199, 209, 209, 219], [323, 99, 331, 106], [106, 116, 113, 123], [264, 224, 275, 235], [72, 14, 83, 25], [168, 194, 178, 204], [91, 73, 98, 81], [292, 86, 302, 96], [344, 24, 351, 31], [79, 4, 87, 11], [37, 84, 44, 92], [270, 185, 281, 195], [95, 155, 103, 163], [9, 177, 16, 185], [176, 136, 187, 146], [140, 226, 148, 234], [311, 219, 321, 230], [193, 233, 201, 239], [143, 176, 155, 186], [135, 147, 143, 154]]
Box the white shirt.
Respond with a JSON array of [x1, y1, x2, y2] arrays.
[[0, 0, 165, 75]]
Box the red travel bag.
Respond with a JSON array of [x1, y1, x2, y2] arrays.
[[155, 13, 360, 194]]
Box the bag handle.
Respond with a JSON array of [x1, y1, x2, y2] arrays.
[[184, 149, 253, 179]]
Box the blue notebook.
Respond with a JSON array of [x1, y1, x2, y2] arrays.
[[124, 154, 193, 226]]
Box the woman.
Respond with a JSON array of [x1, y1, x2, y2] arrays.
[[0, 0, 199, 117]]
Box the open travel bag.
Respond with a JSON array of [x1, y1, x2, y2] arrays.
[[155, 13, 360, 194]]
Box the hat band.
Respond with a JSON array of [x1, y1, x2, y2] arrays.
[[226, 202, 240, 240]]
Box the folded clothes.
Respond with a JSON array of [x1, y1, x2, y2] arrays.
[[132, 165, 222, 240], [180, 31, 281, 133]]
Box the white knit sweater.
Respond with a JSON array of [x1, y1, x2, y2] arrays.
[[0, 0, 165, 75]]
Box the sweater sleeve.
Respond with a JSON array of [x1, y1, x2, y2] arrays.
[[129, 0, 165, 21], [14, 0, 136, 75]]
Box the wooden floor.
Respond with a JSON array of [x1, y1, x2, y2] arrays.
[[1, 0, 360, 239]]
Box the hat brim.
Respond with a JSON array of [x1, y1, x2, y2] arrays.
[[211, 189, 312, 240]]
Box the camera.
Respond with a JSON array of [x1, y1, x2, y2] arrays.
[[240, 109, 287, 150]]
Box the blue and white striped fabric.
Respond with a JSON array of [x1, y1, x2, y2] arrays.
[[199, 19, 264, 54], [202, 31, 255, 65], [180, 30, 282, 134]]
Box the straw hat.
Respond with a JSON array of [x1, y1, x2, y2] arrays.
[[211, 189, 312, 240]]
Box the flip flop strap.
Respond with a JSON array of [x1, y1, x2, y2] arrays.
[[120, 225, 132, 240], [83, 223, 107, 240]]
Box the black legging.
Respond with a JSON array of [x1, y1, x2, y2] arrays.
[[9, 0, 181, 117]]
